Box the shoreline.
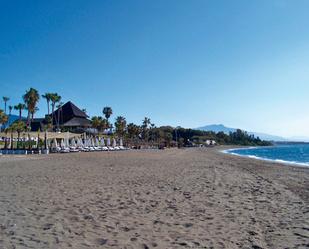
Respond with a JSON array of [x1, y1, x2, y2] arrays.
[[222, 146, 309, 168]]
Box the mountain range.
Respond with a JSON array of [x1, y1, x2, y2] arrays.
[[195, 124, 309, 142]]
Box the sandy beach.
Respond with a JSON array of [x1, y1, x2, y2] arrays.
[[0, 147, 308, 249]]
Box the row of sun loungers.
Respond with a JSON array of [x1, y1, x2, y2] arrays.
[[50, 137, 126, 153]]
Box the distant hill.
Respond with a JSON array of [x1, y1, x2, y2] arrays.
[[197, 124, 236, 134], [196, 124, 288, 142]]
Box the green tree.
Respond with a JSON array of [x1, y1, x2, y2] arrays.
[[127, 123, 140, 139], [2, 96, 9, 114], [91, 116, 110, 133], [30, 107, 39, 121], [103, 107, 113, 123], [42, 93, 53, 115], [50, 93, 61, 129], [56, 102, 63, 130], [165, 132, 173, 147], [0, 109, 8, 132], [99, 118, 109, 132], [141, 117, 151, 141], [23, 88, 40, 128], [114, 116, 127, 137], [91, 116, 102, 130], [9, 121, 26, 149], [8, 105, 13, 115], [14, 103, 26, 120]]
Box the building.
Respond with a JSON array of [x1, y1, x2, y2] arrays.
[[30, 101, 91, 132]]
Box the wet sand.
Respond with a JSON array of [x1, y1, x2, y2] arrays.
[[0, 147, 308, 249]]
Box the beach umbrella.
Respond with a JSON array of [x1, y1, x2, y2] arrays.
[[7, 137, 11, 150], [60, 139, 65, 148], [95, 137, 100, 147], [85, 138, 89, 147], [52, 138, 58, 149], [112, 138, 116, 147], [81, 138, 85, 147], [100, 137, 105, 147], [63, 139, 67, 148], [79, 138, 84, 147], [107, 137, 111, 146], [70, 138, 76, 147]]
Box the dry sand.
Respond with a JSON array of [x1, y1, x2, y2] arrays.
[[0, 147, 308, 249]]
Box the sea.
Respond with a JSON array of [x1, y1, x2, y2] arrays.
[[224, 144, 309, 167]]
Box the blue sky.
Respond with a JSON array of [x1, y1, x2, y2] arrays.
[[0, 0, 309, 137]]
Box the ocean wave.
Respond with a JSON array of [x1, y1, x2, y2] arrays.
[[222, 147, 257, 153], [222, 149, 309, 167]]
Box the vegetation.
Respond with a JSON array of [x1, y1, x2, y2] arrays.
[[0, 109, 8, 131], [23, 88, 40, 128], [114, 116, 127, 137], [6, 121, 26, 149], [2, 96, 9, 114], [103, 107, 113, 127], [2, 87, 272, 150], [8, 105, 13, 115], [91, 116, 109, 132], [50, 93, 61, 129], [14, 103, 26, 120], [42, 93, 53, 115], [90, 115, 272, 147]]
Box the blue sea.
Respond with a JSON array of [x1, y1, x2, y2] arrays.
[[224, 144, 309, 167]]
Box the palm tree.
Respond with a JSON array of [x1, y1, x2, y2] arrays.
[[103, 107, 113, 124], [0, 109, 8, 132], [50, 93, 61, 129], [30, 106, 39, 121], [142, 117, 151, 128], [8, 105, 13, 115], [115, 116, 127, 137], [2, 96, 9, 114], [141, 117, 151, 141], [42, 93, 53, 115], [14, 103, 26, 120], [9, 121, 26, 149], [150, 123, 156, 144], [91, 116, 102, 131], [56, 102, 63, 130], [127, 123, 140, 145], [8, 105, 13, 127], [99, 118, 109, 132], [23, 88, 40, 128]]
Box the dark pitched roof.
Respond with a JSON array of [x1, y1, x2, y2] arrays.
[[49, 101, 89, 125], [62, 117, 91, 127], [55, 101, 88, 118]]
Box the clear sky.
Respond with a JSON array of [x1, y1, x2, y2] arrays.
[[1, 0, 308, 137]]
